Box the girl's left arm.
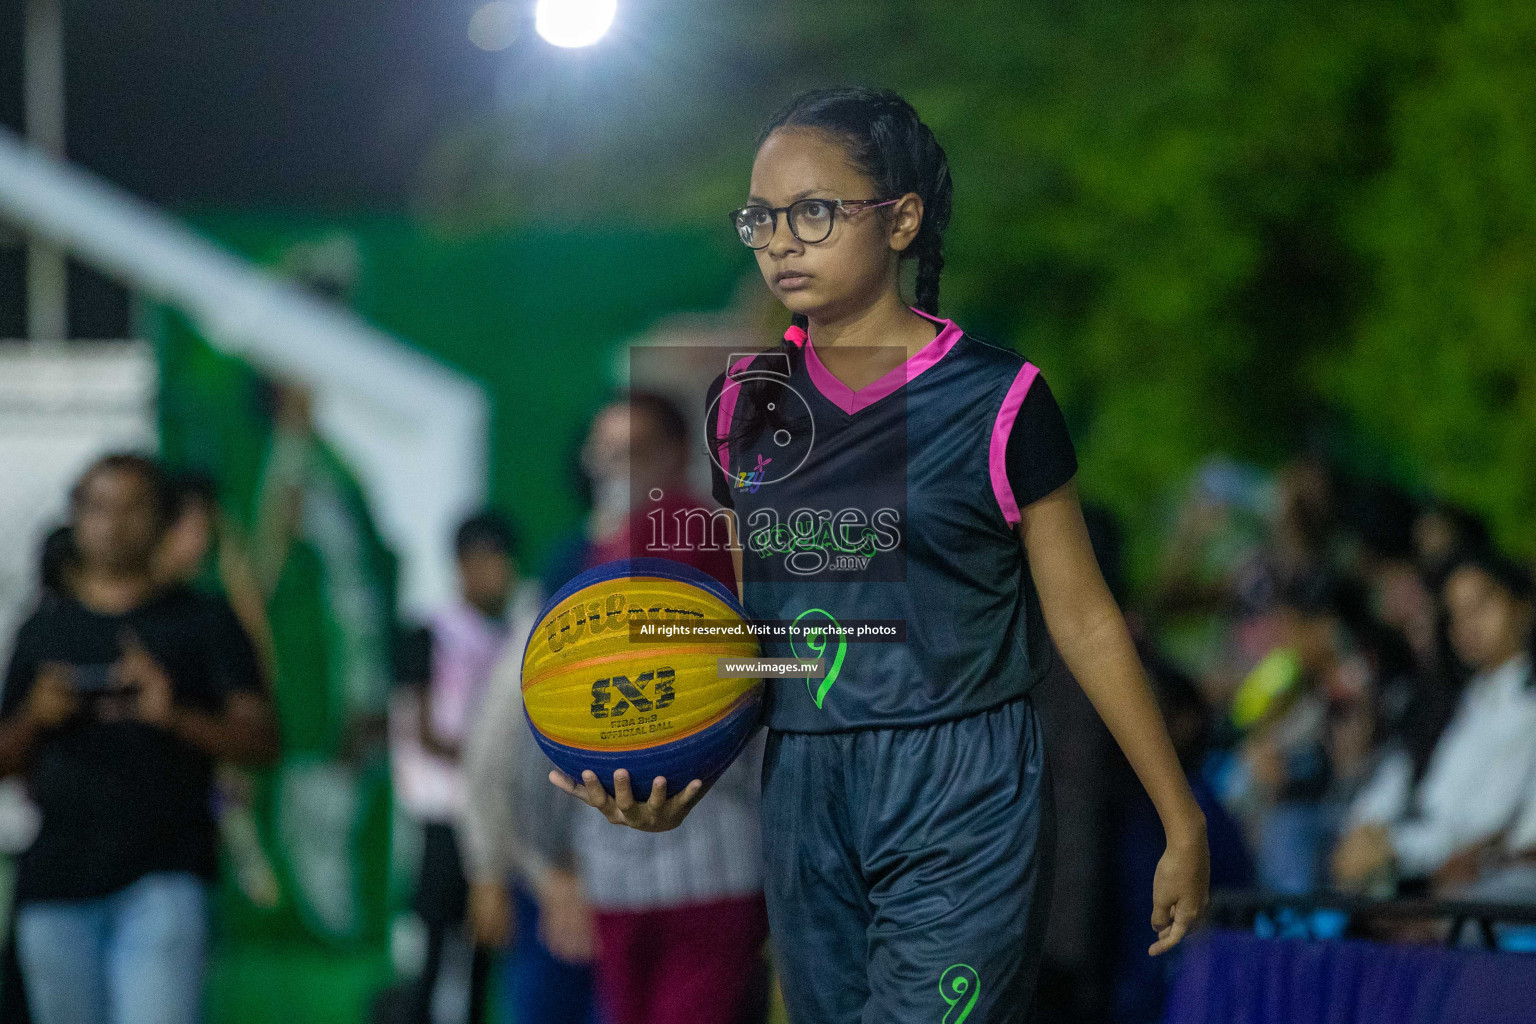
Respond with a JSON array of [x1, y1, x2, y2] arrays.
[[1018, 478, 1210, 955]]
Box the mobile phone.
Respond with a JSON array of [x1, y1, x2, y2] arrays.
[[69, 663, 118, 693]]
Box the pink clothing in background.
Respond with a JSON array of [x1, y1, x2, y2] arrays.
[[426, 600, 510, 746], [593, 893, 769, 1024], [391, 600, 510, 823]]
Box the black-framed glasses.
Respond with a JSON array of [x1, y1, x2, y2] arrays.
[[728, 197, 900, 249]]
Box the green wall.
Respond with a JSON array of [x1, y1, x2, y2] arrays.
[[181, 212, 752, 577]]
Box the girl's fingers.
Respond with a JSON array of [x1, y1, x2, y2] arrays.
[[548, 770, 578, 796], [648, 777, 669, 811], [580, 770, 610, 808], [1148, 918, 1188, 956], [674, 779, 704, 811], [613, 769, 635, 811]]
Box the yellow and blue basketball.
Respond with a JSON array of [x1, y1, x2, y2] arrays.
[[521, 556, 763, 799]]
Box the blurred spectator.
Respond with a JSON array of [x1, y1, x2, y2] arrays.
[[155, 471, 276, 681], [461, 581, 600, 1024], [0, 527, 73, 1024], [1224, 572, 1357, 893], [543, 391, 737, 596], [155, 471, 282, 909], [1332, 545, 1536, 894], [537, 391, 770, 1024], [1235, 457, 1343, 618], [1412, 500, 1490, 589], [36, 527, 77, 607], [392, 511, 524, 1024], [1151, 456, 1346, 712], [1340, 480, 1437, 682], [0, 453, 278, 1024]]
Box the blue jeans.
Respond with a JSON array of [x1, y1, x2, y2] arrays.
[[502, 882, 600, 1024], [14, 871, 209, 1024]]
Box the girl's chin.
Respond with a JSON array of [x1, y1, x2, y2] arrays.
[[776, 290, 819, 315]]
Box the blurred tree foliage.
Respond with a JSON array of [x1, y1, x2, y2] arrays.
[[420, 0, 1535, 581], [1319, 0, 1536, 563]]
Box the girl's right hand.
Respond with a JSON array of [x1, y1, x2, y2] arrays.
[[549, 767, 706, 832]]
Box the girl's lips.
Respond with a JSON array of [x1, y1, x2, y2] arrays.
[[777, 273, 811, 289]]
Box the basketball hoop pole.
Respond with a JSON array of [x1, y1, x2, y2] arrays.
[[24, 0, 67, 344]]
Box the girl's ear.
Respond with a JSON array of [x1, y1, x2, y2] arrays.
[[888, 192, 925, 253]]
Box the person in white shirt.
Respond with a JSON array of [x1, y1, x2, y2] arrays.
[[459, 575, 603, 1024], [1333, 545, 1536, 890], [390, 511, 522, 1024], [463, 391, 771, 1024]]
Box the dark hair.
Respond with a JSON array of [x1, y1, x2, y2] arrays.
[[1440, 544, 1535, 605], [1341, 478, 1420, 562], [38, 525, 78, 596], [1277, 569, 1359, 619], [69, 452, 177, 533], [455, 509, 519, 560], [716, 86, 953, 460], [622, 389, 689, 449], [167, 469, 220, 516], [1439, 543, 1536, 693]]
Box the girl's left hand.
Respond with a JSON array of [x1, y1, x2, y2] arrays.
[[1149, 831, 1210, 955]]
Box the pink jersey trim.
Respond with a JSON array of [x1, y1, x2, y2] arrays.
[[990, 361, 1041, 527], [802, 306, 963, 415], [714, 352, 759, 481]]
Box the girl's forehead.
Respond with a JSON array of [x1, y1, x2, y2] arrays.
[[749, 128, 871, 201]]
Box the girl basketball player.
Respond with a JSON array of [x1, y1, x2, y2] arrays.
[[551, 86, 1210, 1023]]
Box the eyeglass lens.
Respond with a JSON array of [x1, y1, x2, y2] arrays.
[[734, 199, 838, 249]]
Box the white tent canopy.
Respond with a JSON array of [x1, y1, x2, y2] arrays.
[[0, 126, 489, 617]]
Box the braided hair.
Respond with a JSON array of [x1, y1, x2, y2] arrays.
[[715, 86, 954, 462]]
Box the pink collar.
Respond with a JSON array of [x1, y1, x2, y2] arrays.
[[795, 307, 963, 415]]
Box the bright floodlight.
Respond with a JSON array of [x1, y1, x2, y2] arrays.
[[535, 0, 616, 48]]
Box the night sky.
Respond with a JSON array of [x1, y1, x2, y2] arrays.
[[0, 0, 510, 208], [0, 1, 610, 335]]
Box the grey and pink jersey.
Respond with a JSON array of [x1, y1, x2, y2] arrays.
[[705, 307, 1077, 732]]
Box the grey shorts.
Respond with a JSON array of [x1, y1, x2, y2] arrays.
[[760, 695, 1056, 1024]]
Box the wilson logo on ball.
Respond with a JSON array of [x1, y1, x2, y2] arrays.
[[544, 597, 708, 654]]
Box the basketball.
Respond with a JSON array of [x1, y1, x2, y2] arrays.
[[521, 556, 764, 799]]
